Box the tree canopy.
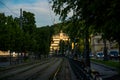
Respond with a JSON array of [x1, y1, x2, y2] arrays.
[[0, 11, 53, 58], [50, 0, 120, 67]]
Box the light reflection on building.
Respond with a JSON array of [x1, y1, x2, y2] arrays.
[[50, 31, 69, 54]]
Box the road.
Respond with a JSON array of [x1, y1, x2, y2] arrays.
[[0, 57, 119, 80], [0, 57, 63, 80], [91, 62, 119, 80]]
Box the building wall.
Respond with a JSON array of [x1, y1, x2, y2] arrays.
[[90, 35, 118, 55], [0, 50, 10, 56], [50, 31, 69, 53]]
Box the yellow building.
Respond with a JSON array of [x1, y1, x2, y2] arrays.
[[50, 31, 69, 53], [90, 35, 118, 54], [0, 50, 10, 57]]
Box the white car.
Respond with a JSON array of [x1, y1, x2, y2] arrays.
[[96, 52, 104, 58]]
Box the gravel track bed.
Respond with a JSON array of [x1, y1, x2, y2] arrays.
[[0, 58, 55, 80], [7, 58, 59, 80], [34, 58, 63, 80]]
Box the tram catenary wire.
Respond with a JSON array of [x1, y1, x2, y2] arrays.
[[0, 1, 19, 17]]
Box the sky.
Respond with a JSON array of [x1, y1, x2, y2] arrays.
[[0, 0, 61, 27]]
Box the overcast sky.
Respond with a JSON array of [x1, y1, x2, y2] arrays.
[[0, 0, 61, 27]]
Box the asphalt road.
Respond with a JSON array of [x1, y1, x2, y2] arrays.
[[91, 62, 118, 80], [1, 57, 119, 80]]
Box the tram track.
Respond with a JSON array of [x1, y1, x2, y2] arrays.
[[0, 58, 56, 80], [0, 58, 52, 73], [0, 57, 66, 80], [5, 58, 61, 80], [49, 58, 63, 80], [33, 58, 63, 80], [23, 58, 61, 80], [49, 58, 71, 80]]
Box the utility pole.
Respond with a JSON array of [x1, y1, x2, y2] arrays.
[[19, 8, 23, 63], [20, 8, 22, 29]]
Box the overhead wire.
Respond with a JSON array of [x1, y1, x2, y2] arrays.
[[0, 0, 19, 17]]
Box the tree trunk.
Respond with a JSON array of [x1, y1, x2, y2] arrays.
[[85, 35, 90, 67], [84, 29, 90, 70], [83, 28, 92, 77], [103, 38, 108, 61]]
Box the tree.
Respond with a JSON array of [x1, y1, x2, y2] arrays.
[[22, 11, 37, 53], [35, 26, 52, 58], [22, 11, 36, 34], [51, 0, 120, 60], [0, 13, 7, 51], [84, 0, 120, 61], [5, 16, 22, 52], [50, 0, 92, 69], [0, 14, 22, 52]]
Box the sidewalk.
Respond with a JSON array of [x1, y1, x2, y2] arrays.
[[91, 62, 119, 80]]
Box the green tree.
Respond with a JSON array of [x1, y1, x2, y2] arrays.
[[83, 0, 120, 61], [22, 11, 36, 34], [22, 11, 37, 53], [50, 0, 92, 69], [50, 0, 120, 61], [0, 13, 8, 50], [35, 26, 52, 58]]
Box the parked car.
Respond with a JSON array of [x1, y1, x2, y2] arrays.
[[109, 50, 119, 59], [96, 52, 104, 59], [89, 52, 94, 58]]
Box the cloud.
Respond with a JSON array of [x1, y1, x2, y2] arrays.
[[0, 0, 61, 27]]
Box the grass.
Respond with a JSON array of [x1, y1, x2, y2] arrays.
[[91, 59, 120, 70]]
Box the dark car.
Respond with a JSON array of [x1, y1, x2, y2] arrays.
[[89, 53, 94, 58], [109, 50, 119, 59]]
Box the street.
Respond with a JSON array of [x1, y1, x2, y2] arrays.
[[91, 62, 118, 80], [0, 57, 119, 80]]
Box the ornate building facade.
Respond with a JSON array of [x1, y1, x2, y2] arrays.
[[50, 31, 69, 54]]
